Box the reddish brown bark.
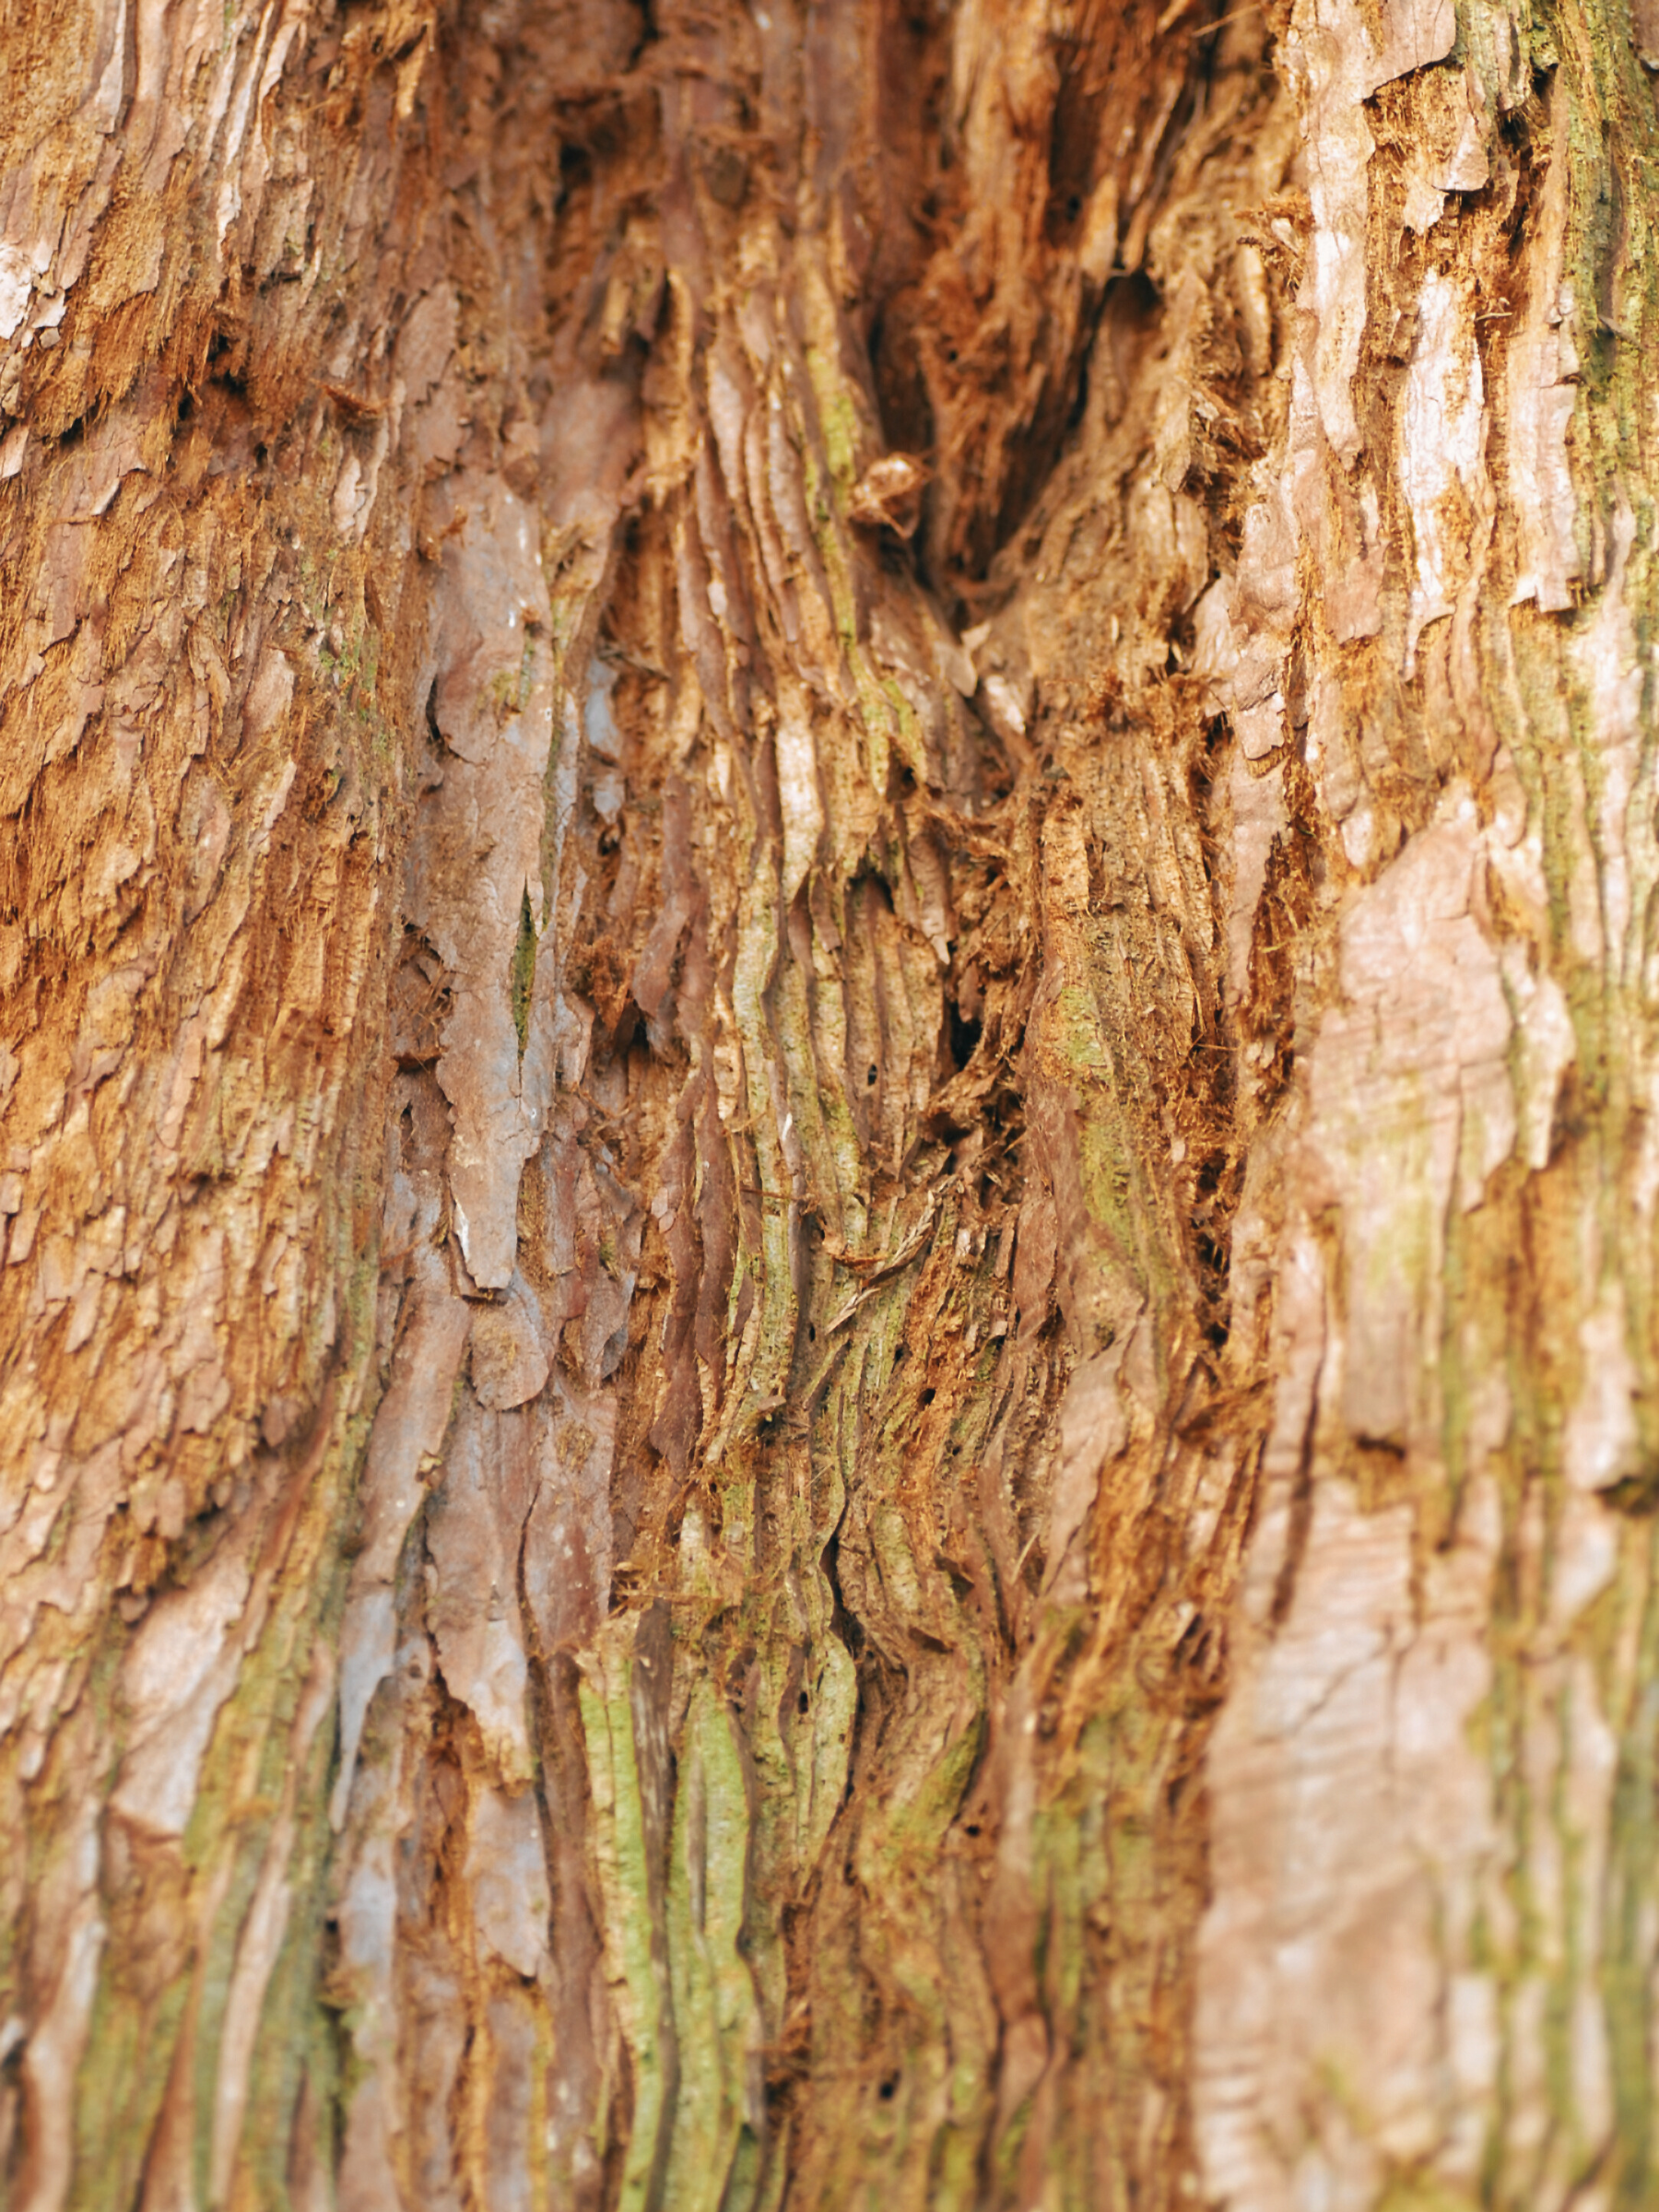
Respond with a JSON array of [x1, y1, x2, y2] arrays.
[[4, 2, 1659, 2208]]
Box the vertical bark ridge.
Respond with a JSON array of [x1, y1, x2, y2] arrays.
[[0, 7, 466, 2206], [323, 5, 1291, 2206], [1193, 3, 1659, 2206]]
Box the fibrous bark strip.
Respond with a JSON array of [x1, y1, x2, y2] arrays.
[[3, 1, 1659, 2208]]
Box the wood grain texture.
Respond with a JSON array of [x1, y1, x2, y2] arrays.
[[2, 1, 1658, 2207]]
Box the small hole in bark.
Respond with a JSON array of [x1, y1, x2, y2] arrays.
[[892, 1345, 907, 1370], [964, 1822, 981, 1838], [1356, 1433, 1406, 1460], [807, 1324, 816, 1342], [919, 1387, 935, 1406], [878, 2075, 899, 2101], [947, 1005, 982, 1068], [866, 1064, 878, 1085], [797, 1689, 809, 1713]]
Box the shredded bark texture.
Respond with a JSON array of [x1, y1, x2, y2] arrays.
[[3, 0, 1659, 2207]]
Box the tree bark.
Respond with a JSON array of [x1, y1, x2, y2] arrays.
[[3, 0, 1657, 2206]]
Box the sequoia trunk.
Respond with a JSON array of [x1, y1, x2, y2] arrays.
[[3, 2, 1658, 2208]]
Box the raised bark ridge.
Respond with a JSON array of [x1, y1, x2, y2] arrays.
[[0, 2, 1656, 2209], [1195, 6, 1659, 2205]]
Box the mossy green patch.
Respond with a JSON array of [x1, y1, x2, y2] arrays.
[[658, 1683, 762, 2212], [511, 886, 535, 1060], [578, 1633, 673, 2212]]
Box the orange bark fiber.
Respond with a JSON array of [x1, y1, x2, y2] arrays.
[[4, 1, 1659, 2209]]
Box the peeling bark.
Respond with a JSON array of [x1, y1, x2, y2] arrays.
[[5, 0, 1659, 2207]]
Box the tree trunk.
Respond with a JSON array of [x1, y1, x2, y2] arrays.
[[3, 0, 1657, 2206]]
